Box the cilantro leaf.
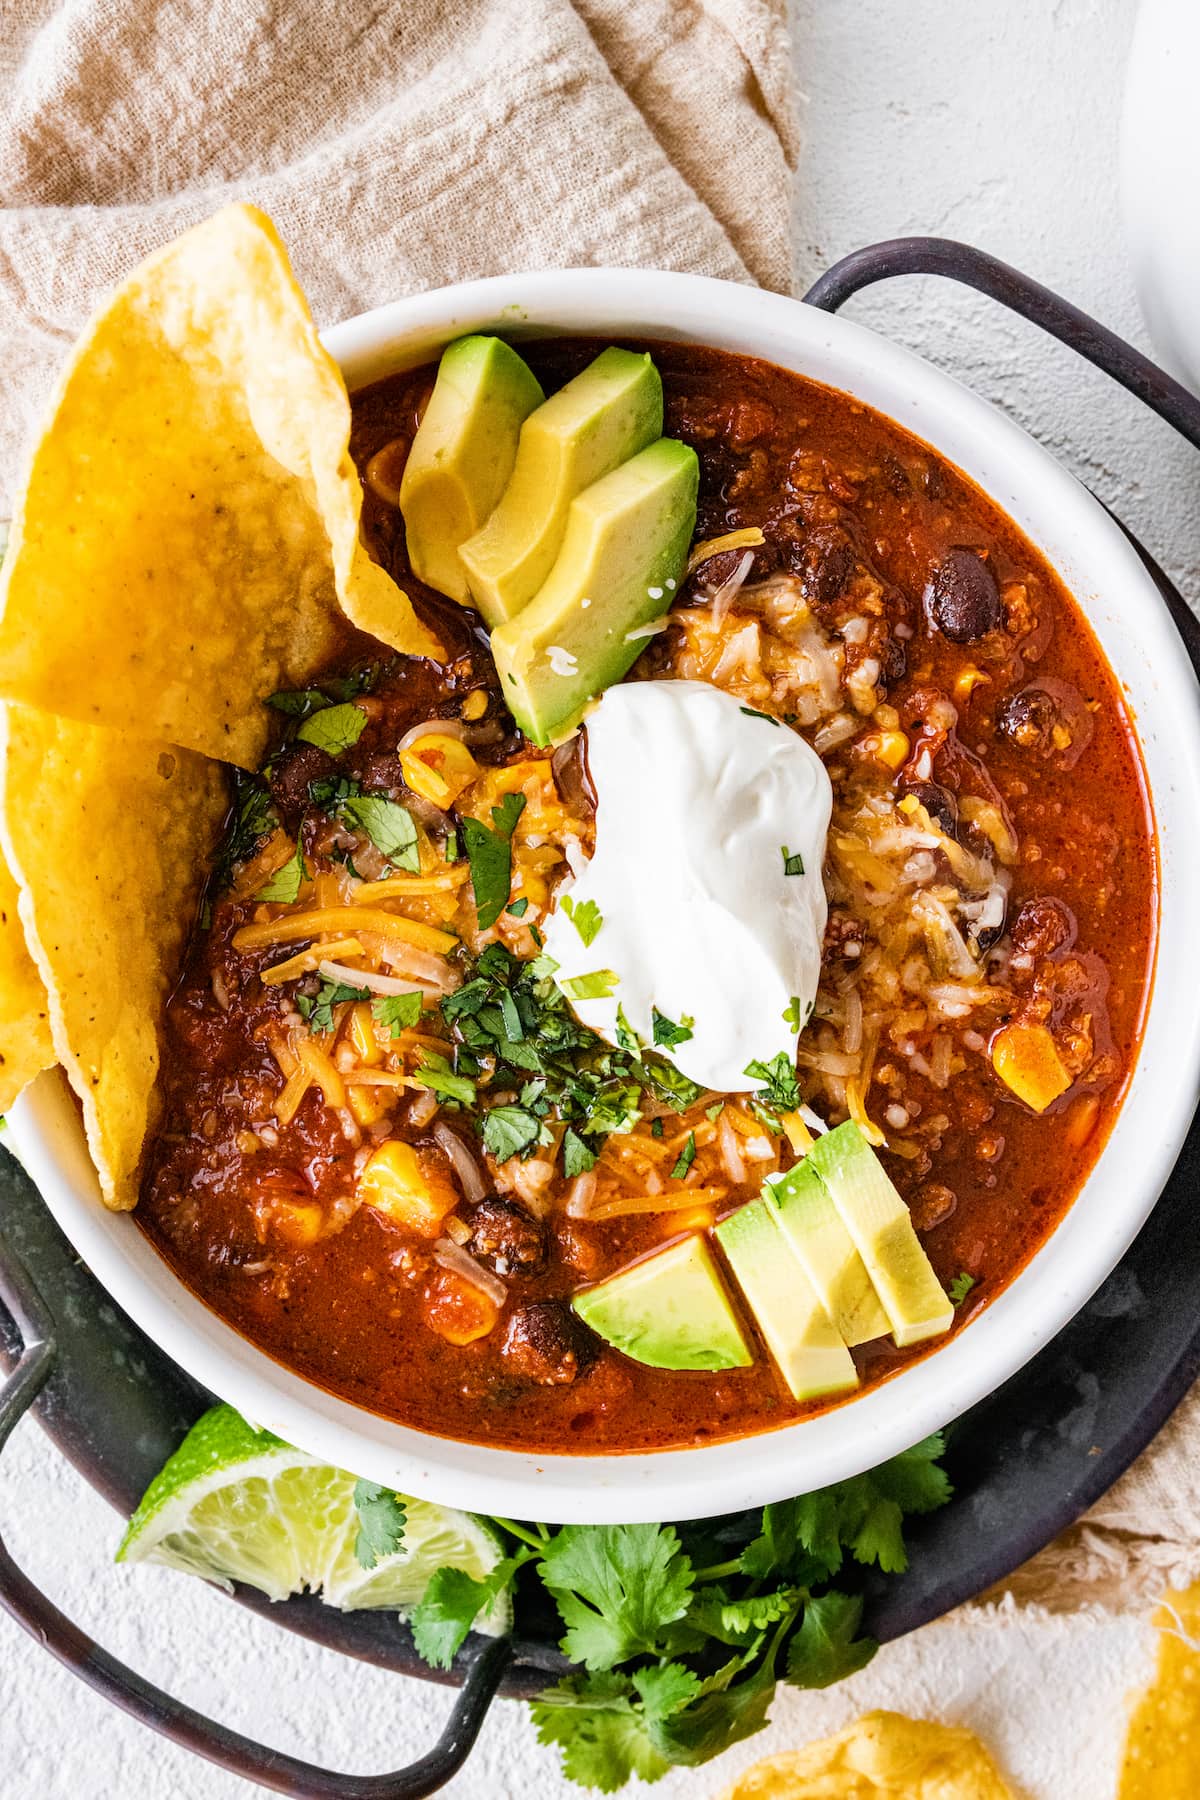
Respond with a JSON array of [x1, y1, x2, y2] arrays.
[[631, 1662, 702, 1722], [412, 1052, 477, 1108], [461, 794, 526, 930], [409, 1561, 516, 1670], [643, 1057, 703, 1112], [531, 1675, 669, 1793], [267, 687, 331, 719], [539, 1523, 695, 1672], [297, 977, 371, 1035], [295, 701, 367, 755], [948, 1270, 976, 1305], [562, 1127, 598, 1178], [560, 895, 604, 947], [647, 1639, 781, 1768], [507, 896, 530, 919], [352, 1481, 406, 1571], [670, 1131, 697, 1180], [216, 772, 277, 887], [256, 840, 306, 903], [307, 772, 362, 813], [652, 1008, 695, 1049], [339, 795, 420, 870], [614, 1004, 640, 1056], [561, 970, 620, 1002], [744, 1051, 801, 1114], [740, 706, 780, 726], [782, 996, 807, 1034], [785, 1591, 876, 1689], [371, 992, 422, 1036], [781, 844, 805, 876], [482, 1104, 541, 1162], [444, 827, 460, 863]]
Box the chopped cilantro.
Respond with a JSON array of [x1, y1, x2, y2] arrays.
[[529, 923, 544, 947], [562, 1127, 598, 1177], [507, 896, 530, 919], [412, 1052, 476, 1108], [781, 845, 805, 877], [482, 1104, 542, 1162], [444, 828, 460, 864], [462, 792, 526, 930], [371, 992, 422, 1037], [782, 996, 806, 1034], [255, 840, 306, 904], [652, 1008, 694, 1050], [352, 1480, 406, 1570], [705, 1101, 725, 1121], [308, 772, 362, 813], [560, 895, 603, 947], [651, 1117, 665, 1138], [215, 771, 277, 887], [744, 1052, 801, 1115], [740, 706, 780, 726], [267, 687, 330, 719], [339, 794, 420, 870], [670, 1132, 697, 1180], [295, 701, 368, 755], [614, 1005, 640, 1056], [561, 970, 620, 1002], [297, 977, 371, 1035], [948, 1271, 977, 1306]]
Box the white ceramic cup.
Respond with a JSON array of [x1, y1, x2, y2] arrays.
[[12, 270, 1200, 1524]]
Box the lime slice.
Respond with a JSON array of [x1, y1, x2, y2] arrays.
[[116, 1405, 511, 1634]]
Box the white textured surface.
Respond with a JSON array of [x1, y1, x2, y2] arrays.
[[1, 0, 1189, 1794]]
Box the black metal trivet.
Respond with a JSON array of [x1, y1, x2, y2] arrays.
[[3, 238, 1199, 1795]]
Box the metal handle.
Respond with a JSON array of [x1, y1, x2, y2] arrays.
[[803, 234, 1200, 452], [0, 1231, 511, 1799]]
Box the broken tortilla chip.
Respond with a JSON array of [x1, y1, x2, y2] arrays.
[[0, 704, 227, 1209], [0, 202, 439, 771], [716, 1710, 1018, 1800], [0, 845, 54, 1113], [1118, 1581, 1200, 1798]]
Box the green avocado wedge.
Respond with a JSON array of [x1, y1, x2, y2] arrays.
[[399, 336, 544, 605], [460, 346, 663, 626], [808, 1122, 954, 1348], [572, 1234, 753, 1372], [764, 1156, 890, 1347], [715, 1198, 859, 1403], [490, 436, 699, 744]]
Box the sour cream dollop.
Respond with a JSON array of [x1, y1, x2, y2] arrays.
[[544, 680, 832, 1091]]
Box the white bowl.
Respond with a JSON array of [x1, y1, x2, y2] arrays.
[[12, 270, 1200, 1524]]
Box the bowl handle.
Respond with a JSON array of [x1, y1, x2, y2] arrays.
[[0, 1227, 511, 1798]]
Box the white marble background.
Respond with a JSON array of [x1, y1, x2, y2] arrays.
[[2, 1, 1195, 1794]]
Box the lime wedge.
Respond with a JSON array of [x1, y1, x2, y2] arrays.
[[116, 1405, 510, 1633]]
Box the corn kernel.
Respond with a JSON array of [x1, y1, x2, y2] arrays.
[[426, 1271, 500, 1345], [991, 1023, 1072, 1114], [400, 735, 480, 808], [954, 666, 989, 703], [348, 1002, 383, 1067], [860, 730, 909, 770], [348, 1085, 394, 1127], [272, 1201, 326, 1248], [358, 1140, 458, 1236], [461, 690, 489, 722]]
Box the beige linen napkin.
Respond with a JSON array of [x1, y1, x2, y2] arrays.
[[0, 0, 1194, 1611]]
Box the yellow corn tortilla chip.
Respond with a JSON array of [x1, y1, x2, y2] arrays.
[[0, 202, 439, 771], [716, 1710, 1018, 1800], [1118, 1581, 1200, 1798], [0, 846, 54, 1113], [0, 704, 227, 1209]]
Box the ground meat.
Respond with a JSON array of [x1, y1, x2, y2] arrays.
[[910, 1183, 957, 1231], [500, 1301, 596, 1385], [996, 686, 1059, 751], [468, 1197, 548, 1276], [926, 548, 1003, 642], [358, 752, 408, 795], [1010, 897, 1075, 962], [791, 522, 856, 608], [267, 741, 336, 826]]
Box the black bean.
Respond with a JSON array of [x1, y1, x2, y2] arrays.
[[791, 524, 855, 608], [468, 1197, 548, 1276], [500, 1301, 596, 1386], [926, 548, 1002, 642], [267, 742, 335, 826], [906, 779, 958, 836]]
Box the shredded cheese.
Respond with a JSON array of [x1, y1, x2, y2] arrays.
[[233, 906, 457, 956], [259, 937, 364, 985]]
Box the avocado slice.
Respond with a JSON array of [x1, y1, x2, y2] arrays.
[[399, 336, 544, 605], [572, 1235, 752, 1372], [715, 1199, 859, 1403], [490, 437, 699, 744], [460, 346, 663, 626], [807, 1122, 954, 1348], [765, 1158, 890, 1347]]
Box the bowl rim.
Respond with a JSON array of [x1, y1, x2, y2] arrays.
[[12, 266, 1200, 1525]]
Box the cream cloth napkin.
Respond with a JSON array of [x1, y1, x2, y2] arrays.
[[0, 0, 1194, 1612]]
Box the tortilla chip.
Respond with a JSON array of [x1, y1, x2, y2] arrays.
[[0, 704, 227, 1209], [0, 202, 439, 771], [717, 1711, 1018, 1800], [0, 846, 54, 1113], [1118, 1582, 1200, 1798]]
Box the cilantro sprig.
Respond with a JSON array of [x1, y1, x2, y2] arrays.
[[405, 1434, 953, 1790], [462, 792, 527, 929]]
